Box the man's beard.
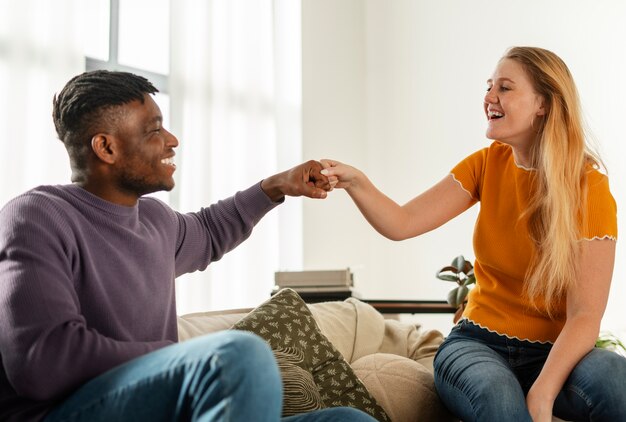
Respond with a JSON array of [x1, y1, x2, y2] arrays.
[[116, 167, 174, 197]]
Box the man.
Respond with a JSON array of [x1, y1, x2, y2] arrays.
[[0, 70, 374, 422]]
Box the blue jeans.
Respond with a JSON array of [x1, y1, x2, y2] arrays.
[[434, 319, 626, 422], [44, 331, 376, 422]]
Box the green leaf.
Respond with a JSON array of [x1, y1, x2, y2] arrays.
[[451, 255, 466, 272], [596, 332, 626, 356], [462, 259, 473, 274], [447, 285, 469, 308], [438, 266, 460, 274], [463, 274, 476, 286]]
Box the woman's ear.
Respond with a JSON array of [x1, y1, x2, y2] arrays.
[[536, 96, 547, 117], [91, 134, 117, 164]]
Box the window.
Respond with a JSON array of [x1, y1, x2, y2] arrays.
[[84, 0, 171, 203]]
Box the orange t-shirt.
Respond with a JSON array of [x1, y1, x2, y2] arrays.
[[451, 141, 618, 343]]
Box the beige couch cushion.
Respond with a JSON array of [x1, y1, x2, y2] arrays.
[[379, 318, 444, 372], [178, 308, 249, 340], [308, 297, 385, 362], [352, 353, 455, 422]]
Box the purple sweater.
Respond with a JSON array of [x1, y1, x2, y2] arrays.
[[0, 183, 278, 421]]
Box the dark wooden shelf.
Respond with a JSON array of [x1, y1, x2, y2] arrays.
[[361, 299, 456, 314], [275, 288, 456, 314]]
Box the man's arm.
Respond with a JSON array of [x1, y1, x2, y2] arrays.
[[172, 160, 332, 275]]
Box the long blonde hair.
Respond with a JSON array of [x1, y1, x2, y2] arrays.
[[505, 47, 602, 317]]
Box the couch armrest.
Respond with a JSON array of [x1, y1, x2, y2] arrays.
[[178, 309, 251, 341]]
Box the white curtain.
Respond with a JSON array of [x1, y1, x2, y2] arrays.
[[0, 0, 84, 205], [170, 0, 303, 313]]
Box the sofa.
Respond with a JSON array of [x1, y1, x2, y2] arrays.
[[177, 289, 456, 422]]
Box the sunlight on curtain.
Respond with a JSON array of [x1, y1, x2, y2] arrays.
[[0, 0, 84, 207], [170, 0, 302, 313], [118, 0, 169, 75]]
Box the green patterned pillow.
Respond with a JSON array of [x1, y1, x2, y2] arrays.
[[231, 288, 389, 421]]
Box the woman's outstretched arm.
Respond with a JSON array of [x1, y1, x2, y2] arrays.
[[321, 159, 475, 240]]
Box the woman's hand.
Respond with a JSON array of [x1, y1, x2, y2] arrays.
[[526, 386, 554, 422], [319, 159, 364, 191]]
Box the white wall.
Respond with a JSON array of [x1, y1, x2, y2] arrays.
[[301, 0, 626, 336]]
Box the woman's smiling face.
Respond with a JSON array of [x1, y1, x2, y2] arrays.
[[484, 58, 546, 152]]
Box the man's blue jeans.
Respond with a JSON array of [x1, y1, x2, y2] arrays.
[[434, 319, 626, 422], [44, 331, 376, 422]]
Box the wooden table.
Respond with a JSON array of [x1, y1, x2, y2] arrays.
[[361, 299, 456, 314], [286, 289, 456, 315]]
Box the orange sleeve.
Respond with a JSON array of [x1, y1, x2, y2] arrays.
[[449, 147, 488, 201], [583, 170, 618, 240]]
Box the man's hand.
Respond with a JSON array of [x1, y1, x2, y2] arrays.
[[261, 160, 332, 202]]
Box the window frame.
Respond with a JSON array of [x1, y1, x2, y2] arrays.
[[85, 0, 168, 94]]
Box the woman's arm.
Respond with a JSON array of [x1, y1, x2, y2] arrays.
[[320, 159, 475, 240], [526, 238, 616, 421]]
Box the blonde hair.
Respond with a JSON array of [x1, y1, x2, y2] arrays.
[[504, 47, 602, 317]]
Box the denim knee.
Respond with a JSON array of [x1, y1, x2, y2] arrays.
[[282, 407, 377, 422], [315, 407, 377, 421], [555, 348, 626, 420], [43, 331, 282, 422], [434, 326, 531, 422], [189, 330, 279, 387], [182, 331, 283, 421], [214, 331, 275, 367]]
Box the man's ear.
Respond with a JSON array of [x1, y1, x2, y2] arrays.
[[91, 134, 117, 164]]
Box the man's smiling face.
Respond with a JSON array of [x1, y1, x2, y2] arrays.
[[111, 94, 179, 199]]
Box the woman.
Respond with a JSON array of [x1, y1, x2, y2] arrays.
[[320, 47, 625, 421]]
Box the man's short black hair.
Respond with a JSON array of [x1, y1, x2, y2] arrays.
[[52, 70, 158, 172]]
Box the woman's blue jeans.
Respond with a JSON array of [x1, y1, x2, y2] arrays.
[[44, 331, 376, 422], [434, 319, 626, 422]]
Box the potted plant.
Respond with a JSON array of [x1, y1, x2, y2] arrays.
[[596, 331, 626, 357], [436, 255, 476, 323]]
